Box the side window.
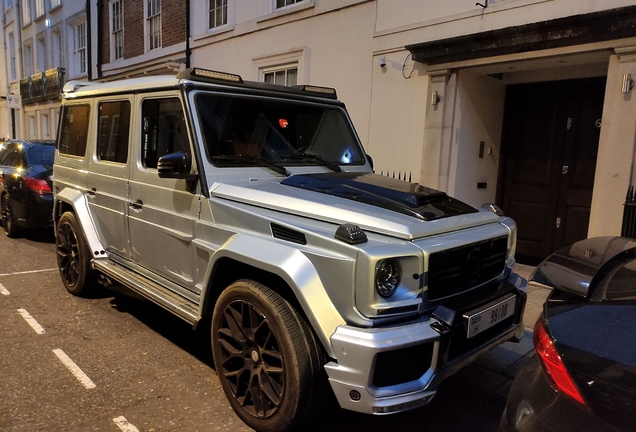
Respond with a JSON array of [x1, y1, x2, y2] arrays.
[[97, 100, 131, 163], [58, 104, 91, 157], [141, 97, 190, 169]]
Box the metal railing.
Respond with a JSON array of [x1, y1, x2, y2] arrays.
[[19, 67, 65, 105]]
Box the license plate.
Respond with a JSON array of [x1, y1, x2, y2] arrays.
[[464, 295, 516, 339]]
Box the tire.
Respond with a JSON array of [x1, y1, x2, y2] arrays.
[[212, 280, 326, 432], [1, 194, 21, 238], [56, 212, 94, 296]]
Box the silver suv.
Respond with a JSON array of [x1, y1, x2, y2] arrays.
[[53, 68, 527, 432]]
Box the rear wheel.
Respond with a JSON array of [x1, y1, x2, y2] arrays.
[[56, 212, 94, 296], [212, 280, 326, 432], [1, 194, 21, 238]]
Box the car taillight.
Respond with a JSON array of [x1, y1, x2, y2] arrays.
[[533, 314, 586, 406], [24, 177, 52, 194]]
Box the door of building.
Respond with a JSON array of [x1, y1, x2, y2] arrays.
[[499, 77, 606, 264]]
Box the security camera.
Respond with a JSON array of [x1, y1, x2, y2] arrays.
[[378, 56, 387, 68]]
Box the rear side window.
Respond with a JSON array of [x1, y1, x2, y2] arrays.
[[97, 100, 131, 163], [141, 97, 190, 169], [0, 145, 25, 167], [58, 104, 91, 157]]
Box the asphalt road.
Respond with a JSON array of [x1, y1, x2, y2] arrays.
[[0, 228, 521, 432]]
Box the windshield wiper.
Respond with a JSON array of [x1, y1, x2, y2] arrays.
[[281, 153, 342, 172], [210, 155, 291, 176]]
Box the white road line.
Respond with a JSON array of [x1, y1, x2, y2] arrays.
[[0, 283, 9, 295], [52, 349, 96, 389], [17, 308, 46, 334], [113, 416, 140, 432], [0, 268, 58, 277]]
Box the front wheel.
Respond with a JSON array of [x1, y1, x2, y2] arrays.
[[56, 212, 94, 296], [212, 280, 326, 432]]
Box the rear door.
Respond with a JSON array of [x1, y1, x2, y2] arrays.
[[86, 98, 132, 258], [127, 92, 201, 293]]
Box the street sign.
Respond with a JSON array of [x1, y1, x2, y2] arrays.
[[6, 95, 21, 109]]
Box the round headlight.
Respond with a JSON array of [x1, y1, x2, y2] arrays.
[[375, 259, 401, 298]]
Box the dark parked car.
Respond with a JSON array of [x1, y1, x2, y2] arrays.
[[0, 139, 55, 237], [501, 236, 636, 432]]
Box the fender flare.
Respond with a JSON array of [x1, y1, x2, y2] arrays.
[[206, 234, 346, 359], [54, 188, 107, 258]]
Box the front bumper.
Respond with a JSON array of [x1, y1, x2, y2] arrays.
[[324, 275, 527, 415]]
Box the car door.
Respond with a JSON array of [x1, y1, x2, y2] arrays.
[[127, 92, 201, 293], [85, 98, 133, 259]]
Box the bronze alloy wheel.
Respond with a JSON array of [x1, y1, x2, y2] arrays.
[[212, 280, 327, 432], [56, 212, 94, 296]]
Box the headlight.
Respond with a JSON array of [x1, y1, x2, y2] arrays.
[[375, 259, 402, 298]]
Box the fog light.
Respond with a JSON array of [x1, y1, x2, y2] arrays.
[[376, 259, 401, 298], [349, 390, 361, 401]]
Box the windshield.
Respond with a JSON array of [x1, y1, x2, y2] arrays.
[[194, 93, 365, 167]]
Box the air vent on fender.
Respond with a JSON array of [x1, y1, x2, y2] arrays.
[[271, 223, 307, 245]]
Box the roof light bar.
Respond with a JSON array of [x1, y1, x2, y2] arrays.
[[190, 68, 243, 83], [300, 85, 337, 96]]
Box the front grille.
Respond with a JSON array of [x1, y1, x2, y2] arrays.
[[427, 236, 507, 300]]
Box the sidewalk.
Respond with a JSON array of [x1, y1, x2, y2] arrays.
[[451, 263, 551, 397]]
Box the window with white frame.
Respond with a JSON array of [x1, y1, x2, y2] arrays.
[[50, 0, 60, 8], [28, 115, 36, 139], [8, 32, 16, 80], [35, 0, 44, 17], [72, 21, 87, 76], [52, 28, 62, 68], [146, 0, 161, 51], [21, 0, 31, 25], [263, 65, 298, 87], [41, 113, 49, 138], [111, 0, 123, 60], [276, 0, 301, 8], [36, 34, 46, 72], [208, 0, 227, 29], [23, 41, 33, 76]]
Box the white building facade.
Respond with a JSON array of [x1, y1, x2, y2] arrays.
[[3, 0, 636, 262]]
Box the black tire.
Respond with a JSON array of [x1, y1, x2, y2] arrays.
[[56, 212, 94, 296], [212, 280, 326, 432], [1, 194, 21, 238]]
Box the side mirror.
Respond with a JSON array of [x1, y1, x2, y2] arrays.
[[158, 152, 194, 179], [366, 153, 374, 171]]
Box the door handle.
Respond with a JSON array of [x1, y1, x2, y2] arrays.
[[130, 199, 143, 211]]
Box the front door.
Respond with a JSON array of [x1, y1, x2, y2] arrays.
[[499, 78, 606, 264], [128, 93, 200, 292]]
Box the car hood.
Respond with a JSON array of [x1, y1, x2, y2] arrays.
[[210, 172, 501, 240]]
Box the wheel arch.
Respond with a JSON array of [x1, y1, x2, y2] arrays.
[[53, 188, 106, 257], [201, 235, 345, 359]]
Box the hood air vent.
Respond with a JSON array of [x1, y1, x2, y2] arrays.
[[271, 224, 307, 245]]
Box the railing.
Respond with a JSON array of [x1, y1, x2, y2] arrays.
[[379, 171, 413, 182], [622, 184, 636, 239], [19, 67, 65, 105]]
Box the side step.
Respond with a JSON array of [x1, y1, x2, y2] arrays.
[[93, 259, 199, 325]]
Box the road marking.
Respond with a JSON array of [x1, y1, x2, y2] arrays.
[[0, 268, 58, 277], [113, 416, 140, 432], [52, 349, 96, 389], [17, 308, 45, 334], [0, 283, 9, 295]]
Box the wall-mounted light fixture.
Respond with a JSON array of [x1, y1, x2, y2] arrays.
[[378, 56, 387, 68], [431, 91, 440, 106], [622, 74, 634, 94], [476, 0, 488, 8]]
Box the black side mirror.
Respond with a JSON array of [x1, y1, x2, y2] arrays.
[[158, 152, 192, 179], [366, 153, 374, 171]]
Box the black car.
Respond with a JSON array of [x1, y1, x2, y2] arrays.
[[501, 236, 636, 432], [0, 139, 56, 237]]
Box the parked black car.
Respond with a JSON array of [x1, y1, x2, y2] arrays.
[[0, 139, 56, 237], [501, 236, 636, 432]]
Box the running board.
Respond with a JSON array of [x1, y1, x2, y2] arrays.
[[93, 259, 199, 325]]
